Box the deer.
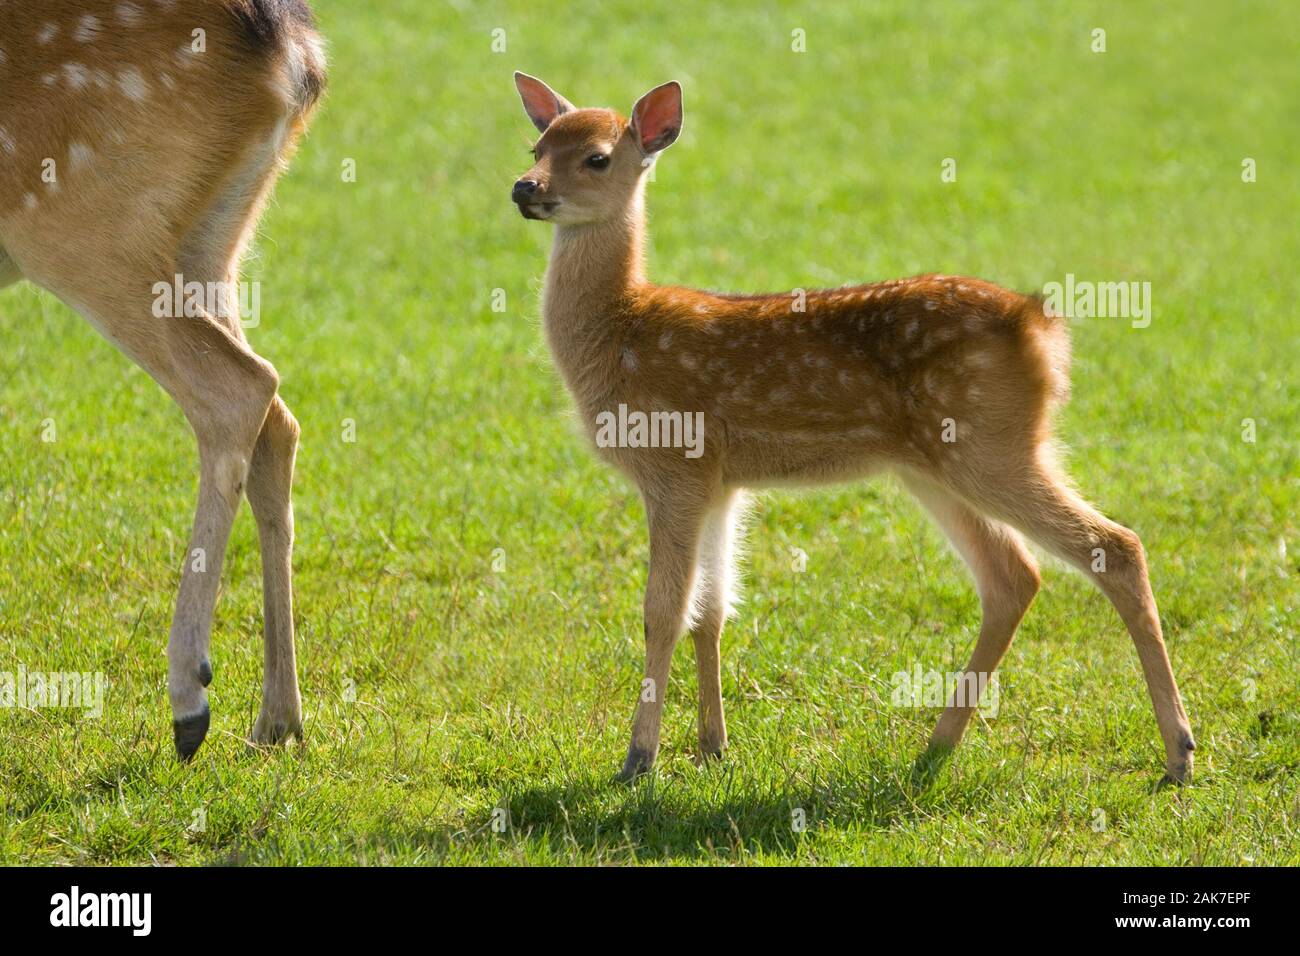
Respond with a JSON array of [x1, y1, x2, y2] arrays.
[[0, 1, 326, 760], [510, 72, 1196, 785]]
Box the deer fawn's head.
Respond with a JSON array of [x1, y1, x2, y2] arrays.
[[512, 73, 682, 225]]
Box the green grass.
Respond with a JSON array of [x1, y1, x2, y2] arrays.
[[1, 0, 1297, 865]]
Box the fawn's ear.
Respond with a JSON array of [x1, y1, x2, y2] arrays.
[[630, 81, 683, 155], [515, 72, 576, 133]]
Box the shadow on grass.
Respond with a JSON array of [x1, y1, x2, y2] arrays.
[[406, 748, 981, 862]]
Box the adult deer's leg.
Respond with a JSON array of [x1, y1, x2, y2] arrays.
[[245, 396, 302, 744], [165, 311, 279, 758], [69, 279, 279, 758], [176, 141, 304, 746], [902, 474, 1040, 753], [618, 489, 709, 782]]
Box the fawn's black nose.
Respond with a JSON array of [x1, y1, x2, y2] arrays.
[[512, 179, 539, 203]]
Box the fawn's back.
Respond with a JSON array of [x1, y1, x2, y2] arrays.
[[603, 275, 1071, 488]]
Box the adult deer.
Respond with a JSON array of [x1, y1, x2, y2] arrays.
[[0, 1, 325, 758], [510, 73, 1195, 784]]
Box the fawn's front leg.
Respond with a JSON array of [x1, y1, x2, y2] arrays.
[[617, 494, 707, 782]]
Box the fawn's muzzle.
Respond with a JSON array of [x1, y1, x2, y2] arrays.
[[512, 179, 540, 203], [512, 179, 557, 220]]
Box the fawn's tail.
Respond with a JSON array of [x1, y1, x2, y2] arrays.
[[1017, 294, 1072, 412]]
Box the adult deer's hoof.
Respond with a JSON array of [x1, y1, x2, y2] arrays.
[[173, 704, 211, 761]]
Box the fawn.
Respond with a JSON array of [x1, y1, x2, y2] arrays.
[[511, 73, 1195, 784], [0, 1, 325, 758]]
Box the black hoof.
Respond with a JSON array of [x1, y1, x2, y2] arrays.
[[1159, 764, 1191, 788], [173, 704, 211, 762], [615, 748, 654, 784]]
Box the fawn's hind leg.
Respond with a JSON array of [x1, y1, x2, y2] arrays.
[[902, 474, 1041, 753], [953, 456, 1195, 782], [688, 490, 745, 761]]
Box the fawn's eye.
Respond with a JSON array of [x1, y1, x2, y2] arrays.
[[585, 153, 610, 170]]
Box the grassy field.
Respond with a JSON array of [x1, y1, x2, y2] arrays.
[[1, 0, 1297, 865]]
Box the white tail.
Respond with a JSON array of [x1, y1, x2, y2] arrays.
[[511, 73, 1195, 783], [0, 1, 326, 758]]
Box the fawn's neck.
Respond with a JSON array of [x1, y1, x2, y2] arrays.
[[542, 190, 648, 393]]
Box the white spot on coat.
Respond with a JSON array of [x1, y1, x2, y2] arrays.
[[75, 15, 103, 42], [116, 3, 143, 26], [68, 142, 94, 171], [63, 63, 90, 90], [116, 67, 148, 101]]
